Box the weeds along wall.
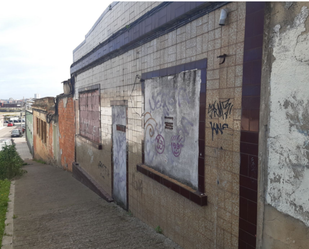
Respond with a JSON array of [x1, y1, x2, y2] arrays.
[[72, 2, 249, 248]]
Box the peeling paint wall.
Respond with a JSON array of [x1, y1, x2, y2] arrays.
[[266, 3, 309, 227]]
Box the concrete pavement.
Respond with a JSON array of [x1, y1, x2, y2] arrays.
[[6, 137, 181, 249]]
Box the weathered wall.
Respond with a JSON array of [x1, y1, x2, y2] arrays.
[[25, 110, 33, 155], [262, 2, 309, 248], [33, 110, 54, 163], [72, 2, 247, 248], [75, 135, 112, 196], [52, 122, 61, 166], [58, 96, 75, 171], [112, 105, 127, 209]]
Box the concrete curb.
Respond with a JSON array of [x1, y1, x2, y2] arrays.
[[1, 180, 15, 249]]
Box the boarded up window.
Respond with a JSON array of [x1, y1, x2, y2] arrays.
[[79, 89, 100, 143], [36, 117, 47, 144], [144, 70, 201, 189]]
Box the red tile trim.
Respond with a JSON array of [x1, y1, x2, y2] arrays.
[[239, 3, 265, 249]]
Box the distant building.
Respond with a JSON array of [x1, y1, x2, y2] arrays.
[[34, 94, 40, 99], [1, 103, 18, 108]]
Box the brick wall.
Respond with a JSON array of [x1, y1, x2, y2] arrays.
[[58, 96, 75, 171]]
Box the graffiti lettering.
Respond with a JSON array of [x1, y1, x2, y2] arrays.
[[149, 90, 175, 116], [210, 122, 229, 140], [149, 87, 190, 116], [155, 134, 165, 154], [208, 99, 233, 119]]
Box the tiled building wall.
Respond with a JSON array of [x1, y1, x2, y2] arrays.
[[73, 2, 161, 62], [58, 96, 75, 171], [73, 2, 247, 249]]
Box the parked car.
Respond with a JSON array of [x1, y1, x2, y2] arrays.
[[7, 122, 13, 127], [11, 129, 22, 137]]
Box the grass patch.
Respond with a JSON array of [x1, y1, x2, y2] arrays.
[[0, 179, 11, 246], [0, 143, 26, 180], [33, 159, 46, 164]]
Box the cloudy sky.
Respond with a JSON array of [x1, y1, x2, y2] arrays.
[[0, 0, 111, 100]]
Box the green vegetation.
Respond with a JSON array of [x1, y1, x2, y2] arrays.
[[0, 143, 26, 180], [0, 179, 11, 246], [33, 159, 46, 164], [155, 225, 163, 234]]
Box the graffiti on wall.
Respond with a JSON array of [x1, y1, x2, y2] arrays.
[[145, 113, 194, 160], [112, 105, 127, 209], [132, 173, 143, 193], [208, 99, 233, 119], [113, 132, 126, 184], [144, 70, 200, 188], [98, 161, 109, 179], [209, 122, 229, 141], [148, 87, 190, 116], [208, 99, 233, 140]]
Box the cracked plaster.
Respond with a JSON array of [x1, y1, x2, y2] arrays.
[[267, 6, 309, 226]]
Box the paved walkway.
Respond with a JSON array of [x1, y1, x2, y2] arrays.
[[9, 139, 181, 249], [14, 136, 32, 160]]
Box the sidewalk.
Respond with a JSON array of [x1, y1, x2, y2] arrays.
[[8, 143, 181, 248]]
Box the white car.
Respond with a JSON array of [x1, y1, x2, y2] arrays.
[[11, 129, 22, 137]]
